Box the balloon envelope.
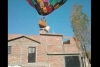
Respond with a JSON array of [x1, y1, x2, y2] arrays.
[[27, 0, 68, 16]]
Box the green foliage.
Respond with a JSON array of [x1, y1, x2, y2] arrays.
[[70, 4, 90, 50], [70, 4, 91, 63]]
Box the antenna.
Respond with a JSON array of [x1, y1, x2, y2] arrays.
[[52, 21, 55, 34]]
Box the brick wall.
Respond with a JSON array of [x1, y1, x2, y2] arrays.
[[48, 55, 64, 67], [8, 34, 81, 67], [63, 37, 81, 53]]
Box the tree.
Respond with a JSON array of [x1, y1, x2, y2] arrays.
[[70, 4, 91, 64]]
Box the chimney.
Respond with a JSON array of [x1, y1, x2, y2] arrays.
[[39, 28, 48, 34]]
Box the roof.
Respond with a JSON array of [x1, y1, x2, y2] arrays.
[[40, 33, 63, 36], [8, 34, 40, 44], [63, 40, 70, 44]]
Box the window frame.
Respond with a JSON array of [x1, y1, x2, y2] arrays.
[[8, 46, 11, 54], [64, 55, 82, 67], [28, 47, 36, 63]]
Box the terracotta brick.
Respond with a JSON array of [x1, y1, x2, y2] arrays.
[[8, 34, 82, 67], [22, 56, 28, 64], [48, 56, 64, 67], [8, 55, 20, 64], [64, 44, 81, 53], [46, 36, 63, 45], [37, 45, 46, 55], [37, 55, 47, 62], [47, 45, 63, 53], [11, 45, 21, 55]]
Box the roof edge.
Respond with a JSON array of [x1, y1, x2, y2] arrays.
[[40, 33, 63, 36], [8, 36, 40, 44]]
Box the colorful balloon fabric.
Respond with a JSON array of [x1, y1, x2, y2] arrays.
[[27, 0, 68, 16]]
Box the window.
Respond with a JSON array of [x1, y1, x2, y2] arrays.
[[28, 47, 35, 53], [8, 46, 11, 54], [28, 47, 36, 63], [65, 56, 81, 67]]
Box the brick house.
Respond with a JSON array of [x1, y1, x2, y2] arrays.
[[8, 29, 82, 67]]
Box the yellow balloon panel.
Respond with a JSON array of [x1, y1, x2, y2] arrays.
[[54, 4, 60, 9]]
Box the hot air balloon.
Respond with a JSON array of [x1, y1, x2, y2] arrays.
[[27, 0, 68, 16], [27, 0, 68, 28]]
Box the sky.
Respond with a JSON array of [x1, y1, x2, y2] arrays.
[[8, 0, 91, 37]]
